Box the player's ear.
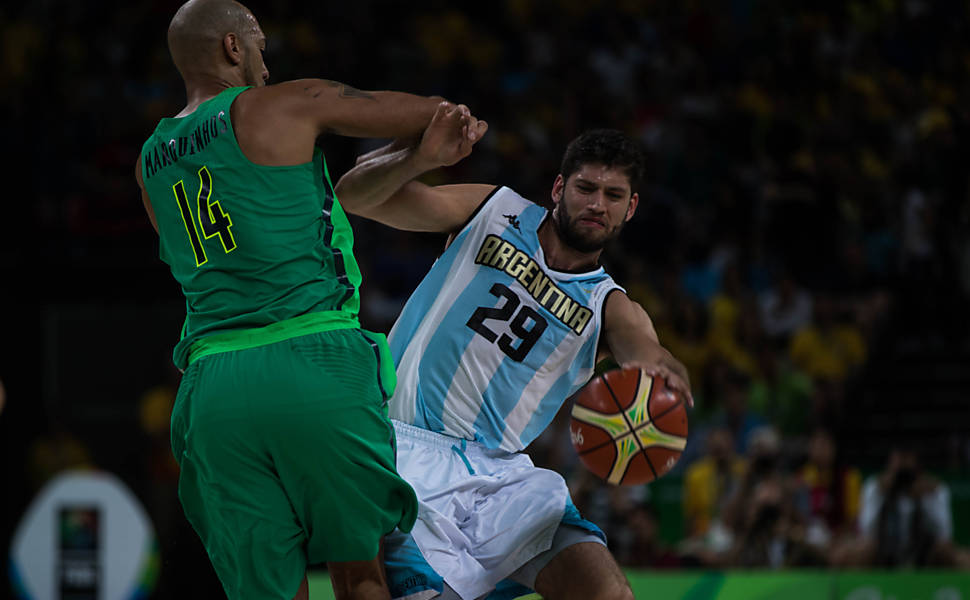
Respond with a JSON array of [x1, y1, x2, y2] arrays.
[[223, 32, 242, 65], [551, 174, 565, 206], [624, 192, 639, 222]]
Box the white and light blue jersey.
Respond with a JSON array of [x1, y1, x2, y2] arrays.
[[388, 186, 623, 453]]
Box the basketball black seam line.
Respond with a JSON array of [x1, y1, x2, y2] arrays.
[[603, 374, 642, 451], [646, 383, 683, 424], [571, 405, 627, 417], [576, 433, 628, 456], [574, 373, 633, 456], [630, 368, 656, 480], [637, 398, 685, 483], [634, 398, 685, 434], [640, 451, 660, 483], [601, 374, 626, 414], [579, 373, 681, 461], [571, 374, 632, 456], [577, 405, 682, 456], [606, 372, 655, 486], [598, 373, 644, 477], [636, 398, 685, 480], [614, 371, 657, 484]]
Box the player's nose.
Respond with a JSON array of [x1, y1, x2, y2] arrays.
[[587, 190, 607, 212]]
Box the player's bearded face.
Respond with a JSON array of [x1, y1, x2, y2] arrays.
[[554, 166, 636, 253]]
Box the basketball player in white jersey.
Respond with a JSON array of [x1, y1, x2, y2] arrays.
[[336, 122, 692, 600]]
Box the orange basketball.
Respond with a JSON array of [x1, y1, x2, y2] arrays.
[[570, 367, 688, 485]]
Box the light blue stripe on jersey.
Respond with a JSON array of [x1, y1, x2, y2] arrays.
[[389, 228, 469, 372], [410, 220, 526, 434], [518, 330, 599, 446]]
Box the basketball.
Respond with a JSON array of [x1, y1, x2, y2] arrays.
[[570, 367, 688, 486]]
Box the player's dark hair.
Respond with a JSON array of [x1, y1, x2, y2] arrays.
[[560, 129, 645, 194]]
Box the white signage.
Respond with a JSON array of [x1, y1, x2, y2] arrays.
[[10, 470, 158, 600]]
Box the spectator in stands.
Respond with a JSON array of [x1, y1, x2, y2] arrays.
[[747, 344, 814, 436], [721, 425, 785, 535], [793, 428, 862, 551], [833, 444, 970, 569], [615, 501, 683, 569], [859, 445, 960, 567], [758, 269, 813, 347], [788, 293, 867, 383], [727, 475, 825, 568], [704, 361, 766, 455], [656, 295, 711, 412], [677, 427, 746, 567], [683, 427, 746, 539], [707, 261, 761, 379], [682, 425, 787, 567]]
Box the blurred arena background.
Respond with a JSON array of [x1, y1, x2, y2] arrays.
[[1, 1, 969, 598]]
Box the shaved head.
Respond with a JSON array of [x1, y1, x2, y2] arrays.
[[167, 0, 262, 79]]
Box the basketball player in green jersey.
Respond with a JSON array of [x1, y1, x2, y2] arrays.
[[134, 1, 487, 599]]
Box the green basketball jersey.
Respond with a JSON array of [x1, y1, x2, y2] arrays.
[[140, 87, 363, 369]]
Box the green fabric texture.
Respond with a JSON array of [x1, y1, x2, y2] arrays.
[[171, 328, 417, 599], [139, 86, 362, 369]]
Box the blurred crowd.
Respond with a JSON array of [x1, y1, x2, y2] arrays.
[[3, 0, 970, 589], [551, 425, 970, 570]]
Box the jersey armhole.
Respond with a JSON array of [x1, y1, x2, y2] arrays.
[[443, 185, 503, 251], [595, 286, 626, 362]]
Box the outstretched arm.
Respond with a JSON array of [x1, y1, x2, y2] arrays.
[[601, 290, 693, 406], [231, 80, 482, 167], [336, 102, 492, 233], [294, 79, 449, 139]]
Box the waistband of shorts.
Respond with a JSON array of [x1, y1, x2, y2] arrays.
[[392, 420, 511, 458], [187, 310, 360, 365]]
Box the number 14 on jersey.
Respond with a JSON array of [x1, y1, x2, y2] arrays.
[[173, 165, 236, 267]]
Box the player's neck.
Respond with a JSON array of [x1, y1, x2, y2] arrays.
[[537, 218, 602, 273], [177, 75, 242, 117]]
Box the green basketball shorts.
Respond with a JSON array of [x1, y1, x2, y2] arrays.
[[170, 327, 417, 599]]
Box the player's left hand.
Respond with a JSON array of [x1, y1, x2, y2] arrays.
[[621, 350, 693, 408], [416, 101, 488, 169]]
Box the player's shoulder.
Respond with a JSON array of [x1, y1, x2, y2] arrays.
[[475, 185, 538, 218], [602, 288, 644, 321], [492, 185, 537, 206], [450, 185, 519, 232], [230, 79, 334, 121]]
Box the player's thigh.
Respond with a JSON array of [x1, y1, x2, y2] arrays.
[[263, 330, 418, 563], [533, 542, 632, 600], [172, 360, 308, 599]]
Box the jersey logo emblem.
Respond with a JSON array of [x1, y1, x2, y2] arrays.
[[503, 214, 521, 231]]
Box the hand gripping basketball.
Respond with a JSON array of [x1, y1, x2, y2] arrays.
[[570, 367, 688, 486]]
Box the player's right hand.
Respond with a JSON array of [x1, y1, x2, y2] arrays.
[[416, 101, 488, 169]]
